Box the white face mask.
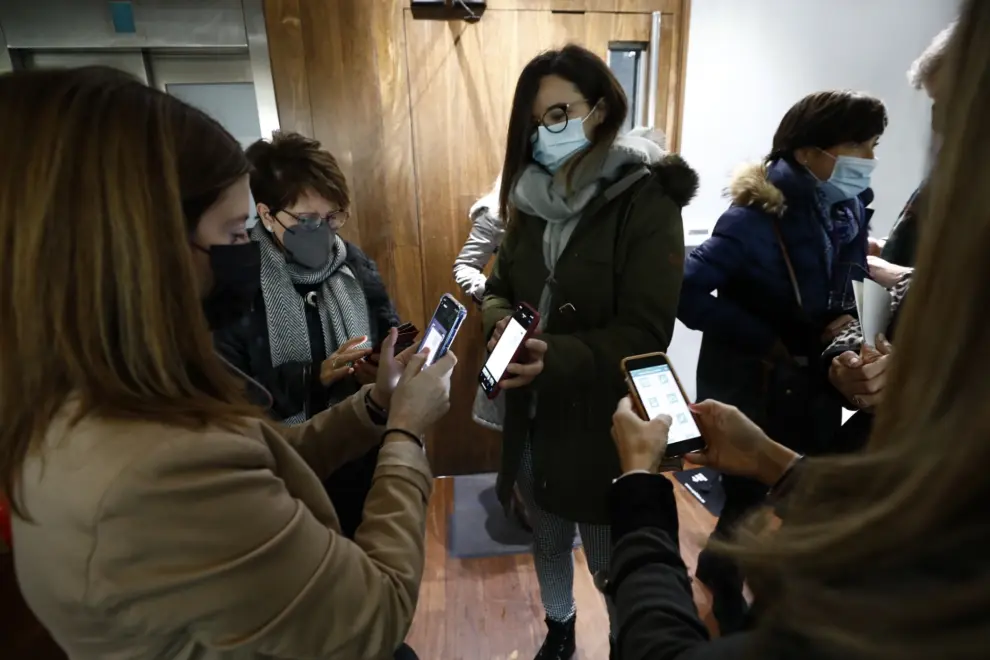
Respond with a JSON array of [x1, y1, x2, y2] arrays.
[[531, 102, 599, 172]]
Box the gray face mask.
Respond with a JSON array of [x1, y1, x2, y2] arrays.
[[272, 216, 333, 270]]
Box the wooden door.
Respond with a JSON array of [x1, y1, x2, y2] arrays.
[[404, 7, 686, 475]]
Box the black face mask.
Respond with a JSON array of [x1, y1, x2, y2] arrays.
[[197, 242, 261, 331], [274, 217, 334, 270]]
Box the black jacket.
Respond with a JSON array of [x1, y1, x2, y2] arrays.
[[214, 240, 399, 421], [880, 183, 925, 269], [607, 474, 813, 660]]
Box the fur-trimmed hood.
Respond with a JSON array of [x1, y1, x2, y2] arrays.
[[617, 127, 698, 208], [726, 162, 787, 217], [650, 153, 700, 208], [726, 159, 874, 219]]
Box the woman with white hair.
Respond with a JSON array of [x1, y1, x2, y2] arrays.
[[870, 22, 956, 285]]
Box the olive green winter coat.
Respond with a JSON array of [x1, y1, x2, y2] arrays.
[[482, 154, 698, 523]]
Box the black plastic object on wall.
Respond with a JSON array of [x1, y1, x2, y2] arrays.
[[410, 0, 486, 22]]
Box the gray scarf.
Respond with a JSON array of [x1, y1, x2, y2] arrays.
[[252, 224, 371, 424], [510, 134, 666, 327]]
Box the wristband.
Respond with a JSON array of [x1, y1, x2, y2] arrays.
[[383, 428, 425, 449], [768, 454, 804, 503], [364, 391, 388, 426]]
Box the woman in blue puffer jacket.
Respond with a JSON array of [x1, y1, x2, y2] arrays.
[[677, 90, 887, 635]]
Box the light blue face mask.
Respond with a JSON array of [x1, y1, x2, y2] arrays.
[[813, 149, 878, 206], [531, 103, 598, 173]]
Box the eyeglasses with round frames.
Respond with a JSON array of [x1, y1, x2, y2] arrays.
[[281, 209, 350, 231], [538, 100, 594, 134]]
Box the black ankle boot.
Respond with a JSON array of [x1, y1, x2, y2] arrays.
[[535, 616, 576, 660]]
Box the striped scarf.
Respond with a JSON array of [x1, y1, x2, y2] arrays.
[[252, 225, 371, 424]]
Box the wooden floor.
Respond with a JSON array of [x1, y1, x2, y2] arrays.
[[0, 476, 717, 660], [406, 475, 718, 660]]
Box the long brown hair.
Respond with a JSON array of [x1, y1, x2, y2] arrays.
[[0, 67, 257, 516], [731, 2, 990, 657], [498, 44, 628, 224]]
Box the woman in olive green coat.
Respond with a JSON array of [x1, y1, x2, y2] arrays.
[[481, 44, 698, 660]]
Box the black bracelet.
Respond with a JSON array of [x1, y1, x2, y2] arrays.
[[364, 391, 388, 426], [383, 428, 424, 448], [768, 454, 805, 502]]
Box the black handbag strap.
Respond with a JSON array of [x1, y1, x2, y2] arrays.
[[771, 218, 804, 310]]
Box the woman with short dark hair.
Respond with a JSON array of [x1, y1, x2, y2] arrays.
[[215, 131, 400, 539], [483, 44, 698, 659], [678, 90, 887, 634]]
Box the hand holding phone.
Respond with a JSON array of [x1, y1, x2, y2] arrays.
[[686, 400, 797, 486], [418, 294, 468, 366], [500, 337, 546, 390], [479, 303, 540, 398], [611, 396, 675, 473], [621, 352, 705, 457]]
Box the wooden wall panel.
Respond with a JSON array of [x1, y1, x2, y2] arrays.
[[263, 0, 313, 137], [269, 0, 426, 327]]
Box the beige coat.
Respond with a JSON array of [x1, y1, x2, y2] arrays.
[[11, 386, 432, 659]]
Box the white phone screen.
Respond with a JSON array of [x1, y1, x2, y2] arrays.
[[484, 317, 528, 382], [630, 364, 702, 445]]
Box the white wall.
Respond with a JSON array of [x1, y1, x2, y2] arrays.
[[668, 0, 958, 400]]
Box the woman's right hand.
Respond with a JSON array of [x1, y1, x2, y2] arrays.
[[688, 400, 798, 486], [828, 336, 894, 409], [320, 335, 372, 386], [385, 350, 458, 439]]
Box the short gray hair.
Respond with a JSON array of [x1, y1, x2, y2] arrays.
[[908, 22, 957, 90]]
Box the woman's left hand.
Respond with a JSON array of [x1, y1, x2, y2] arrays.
[[868, 255, 912, 289], [500, 338, 547, 390], [611, 396, 671, 474], [369, 328, 419, 409]]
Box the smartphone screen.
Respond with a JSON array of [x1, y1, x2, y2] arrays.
[[629, 363, 703, 449], [482, 318, 528, 385], [419, 295, 466, 366], [479, 304, 538, 394]]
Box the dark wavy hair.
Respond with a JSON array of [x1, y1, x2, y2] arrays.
[[768, 91, 888, 164], [245, 131, 350, 212]]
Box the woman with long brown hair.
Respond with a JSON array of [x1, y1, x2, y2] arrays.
[[0, 66, 455, 660], [604, 1, 990, 657], [483, 44, 697, 659]]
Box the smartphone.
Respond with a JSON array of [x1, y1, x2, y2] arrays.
[[479, 302, 540, 399], [621, 352, 705, 457], [369, 322, 419, 358], [418, 294, 468, 366]]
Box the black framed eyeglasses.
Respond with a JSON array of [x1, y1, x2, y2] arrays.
[[539, 100, 592, 134], [281, 209, 350, 231]]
